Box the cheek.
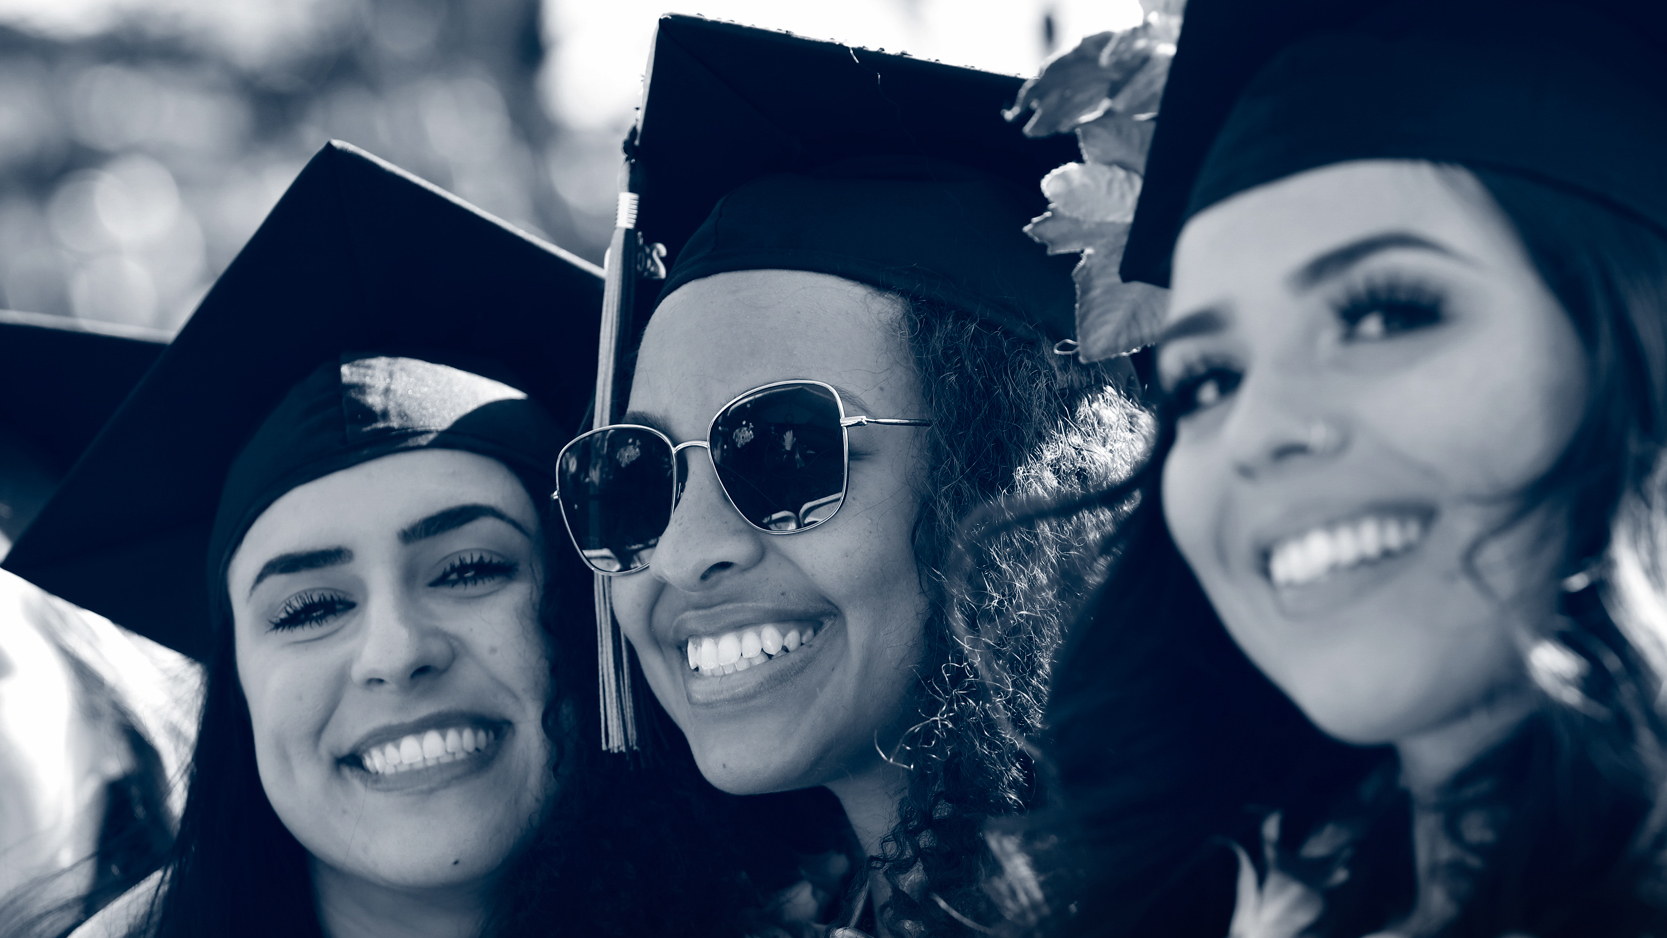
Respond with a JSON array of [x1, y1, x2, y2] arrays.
[[236, 646, 335, 776], [1161, 434, 1226, 577], [1374, 315, 1585, 500]]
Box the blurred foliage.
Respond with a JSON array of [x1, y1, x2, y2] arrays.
[[0, 0, 607, 332], [1009, 0, 1182, 361]]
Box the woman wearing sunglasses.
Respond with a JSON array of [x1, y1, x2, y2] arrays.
[[982, 0, 1667, 935], [553, 19, 1145, 937], [6, 144, 763, 938]]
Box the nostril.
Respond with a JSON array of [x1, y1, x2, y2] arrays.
[[699, 561, 735, 581], [1269, 441, 1310, 462]]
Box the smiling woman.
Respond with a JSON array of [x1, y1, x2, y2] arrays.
[[3, 143, 767, 938], [553, 18, 1148, 937], [991, 0, 1667, 936]]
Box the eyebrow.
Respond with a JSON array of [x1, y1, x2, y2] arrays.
[[1289, 231, 1473, 290], [399, 504, 531, 544], [1156, 306, 1231, 347], [249, 547, 352, 597]]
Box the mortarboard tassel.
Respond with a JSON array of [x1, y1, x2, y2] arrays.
[[594, 158, 665, 753]]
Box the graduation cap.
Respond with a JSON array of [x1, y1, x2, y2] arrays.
[[583, 15, 1086, 750], [0, 310, 167, 544], [1121, 0, 1667, 288], [3, 141, 603, 660]]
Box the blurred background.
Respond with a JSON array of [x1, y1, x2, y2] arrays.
[[0, 0, 1140, 334]]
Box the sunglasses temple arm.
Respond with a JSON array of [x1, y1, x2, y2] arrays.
[[841, 416, 933, 428]]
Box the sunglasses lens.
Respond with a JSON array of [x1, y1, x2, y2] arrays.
[[556, 427, 674, 573], [711, 383, 846, 532]]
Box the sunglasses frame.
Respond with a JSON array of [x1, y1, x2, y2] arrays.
[[555, 379, 930, 575]]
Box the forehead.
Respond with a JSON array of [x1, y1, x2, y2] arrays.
[[631, 269, 918, 423], [1170, 160, 1510, 308], [230, 450, 528, 567]]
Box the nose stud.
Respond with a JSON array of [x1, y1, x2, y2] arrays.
[[1305, 418, 1343, 456]]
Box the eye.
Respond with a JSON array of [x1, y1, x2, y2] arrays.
[[1334, 278, 1444, 341], [1164, 363, 1243, 417], [270, 591, 355, 631], [429, 552, 519, 589]]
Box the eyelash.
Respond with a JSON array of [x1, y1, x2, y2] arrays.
[[1332, 276, 1445, 340], [1162, 357, 1243, 418], [429, 552, 519, 589], [270, 591, 354, 631]]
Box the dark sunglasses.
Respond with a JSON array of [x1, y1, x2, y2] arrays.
[[554, 379, 930, 575]]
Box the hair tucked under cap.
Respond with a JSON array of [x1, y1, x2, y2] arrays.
[[657, 155, 1077, 341], [206, 351, 562, 601]]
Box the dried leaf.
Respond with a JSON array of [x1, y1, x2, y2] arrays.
[[1074, 252, 1169, 361], [1106, 46, 1174, 117], [1076, 113, 1157, 173], [1024, 212, 1130, 256], [1039, 162, 1142, 224], [1005, 30, 1151, 137]]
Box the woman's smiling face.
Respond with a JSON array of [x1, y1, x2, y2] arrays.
[[227, 449, 553, 891], [611, 269, 931, 795], [1159, 160, 1586, 749]]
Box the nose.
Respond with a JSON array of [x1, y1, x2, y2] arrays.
[[1225, 379, 1350, 480], [648, 448, 766, 592], [348, 587, 457, 688]]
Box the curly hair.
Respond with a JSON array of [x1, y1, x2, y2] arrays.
[[967, 165, 1667, 938], [868, 293, 1149, 936]]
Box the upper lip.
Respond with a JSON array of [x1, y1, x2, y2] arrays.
[[665, 602, 837, 645], [1246, 499, 1438, 570], [341, 709, 508, 759]]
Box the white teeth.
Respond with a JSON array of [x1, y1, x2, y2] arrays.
[[685, 623, 819, 677], [360, 726, 495, 776], [1268, 513, 1427, 588], [421, 730, 445, 760], [717, 633, 741, 665]]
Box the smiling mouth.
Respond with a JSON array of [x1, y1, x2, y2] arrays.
[[1264, 510, 1432, 589], [683, 621, 823, 678], [353, 725, 500, 776]]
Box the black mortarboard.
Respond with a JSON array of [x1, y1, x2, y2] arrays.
[[0, 311, 167, 543], [1121, 0, 1667, 287], [0, 310, 166, 477], [3, 142, 602, 659], [624, 14, 1083, 343]]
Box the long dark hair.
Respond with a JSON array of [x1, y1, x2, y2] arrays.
[[871, 294, 1148, 935], [978, 166, 1667, 937]]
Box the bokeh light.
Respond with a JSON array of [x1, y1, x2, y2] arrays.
[[0, 0, 1139, 333]]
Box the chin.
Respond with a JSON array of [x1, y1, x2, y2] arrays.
[[688, 734, 813, 795]]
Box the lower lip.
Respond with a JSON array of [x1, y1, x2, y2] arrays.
[[344, 726, 511, 794], [1267, 531, 1431, 619], [678, 620, 833, 707]]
